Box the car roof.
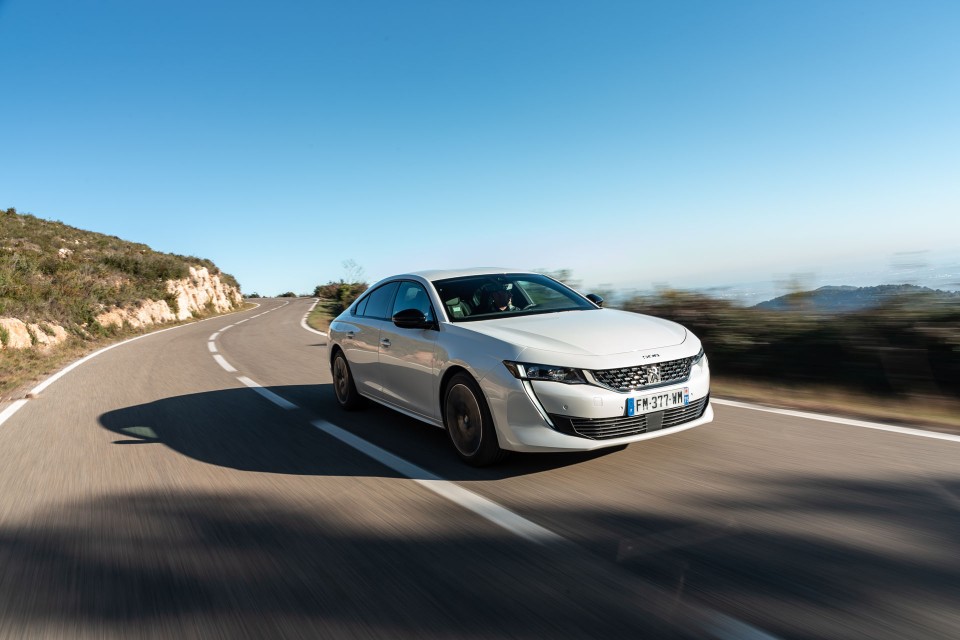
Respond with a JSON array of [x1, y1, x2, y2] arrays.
[[395, 267, 532, 282]]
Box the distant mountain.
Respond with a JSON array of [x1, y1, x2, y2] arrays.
[[753, 284, 960, 313]]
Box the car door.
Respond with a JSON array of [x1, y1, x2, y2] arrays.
[[377, 280, 440, 420], [340, 281, 399, 400]]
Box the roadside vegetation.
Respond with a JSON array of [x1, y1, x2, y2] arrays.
[[0, 207, 242, 400], [306, 259, 369, 334], [307, 279, 368, 334], [623, 289, 960, 429]]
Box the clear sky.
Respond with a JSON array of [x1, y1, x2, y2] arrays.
[[1, 0, 958, 297]]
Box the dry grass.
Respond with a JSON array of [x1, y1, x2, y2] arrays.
[[306, 299, 338, 335]]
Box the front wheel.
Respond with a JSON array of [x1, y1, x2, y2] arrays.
[[443, 373, 507, 466], [332, 350, 363, 410]]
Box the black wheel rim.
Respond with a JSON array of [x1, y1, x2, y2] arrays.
[[446, 383, 482, 456], [333, 356, 350, 403]]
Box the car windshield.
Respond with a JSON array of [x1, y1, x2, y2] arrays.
[[432, 273, 597, 322]]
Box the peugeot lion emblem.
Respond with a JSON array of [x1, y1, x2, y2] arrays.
[[646, 365, 661, 384]]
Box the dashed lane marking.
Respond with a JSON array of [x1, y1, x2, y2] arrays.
[[213, 355, 237, 373], [237, 376, 298, 410], [0, 304, 256, 429]]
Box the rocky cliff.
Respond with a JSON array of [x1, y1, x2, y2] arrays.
[[95, 266, 243, 330], [0, 266, 243, 351]]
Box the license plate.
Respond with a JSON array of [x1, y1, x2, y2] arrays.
[[627, 387, 690, 416]]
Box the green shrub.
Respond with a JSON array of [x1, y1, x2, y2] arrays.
[[163, 292, 180, 316], [313, 280, 368, 314]]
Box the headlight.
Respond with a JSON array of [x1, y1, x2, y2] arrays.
[[503, 361, 587, 384], [691, 347, 705, 365]]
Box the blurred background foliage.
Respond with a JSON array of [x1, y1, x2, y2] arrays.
[[312, 259, 369, 314], [313, 281, 368, 314], [622, 289, 960, 400]]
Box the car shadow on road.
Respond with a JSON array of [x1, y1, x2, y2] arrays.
[[0, 489, 687, 639], [4, 474, 960, 639], [98, 384, 624, 481]]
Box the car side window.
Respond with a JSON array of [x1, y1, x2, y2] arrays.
[[392, 281, 435, 322], [358, 281, 400, 319], [352, 294, 369, 316]]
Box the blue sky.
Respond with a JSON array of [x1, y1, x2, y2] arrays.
[[1, 0, 958, 297]]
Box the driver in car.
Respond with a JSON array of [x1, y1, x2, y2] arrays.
[[490, 289, 516, 312]]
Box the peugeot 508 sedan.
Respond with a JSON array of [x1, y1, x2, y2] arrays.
[[328, 268, 712, 466]]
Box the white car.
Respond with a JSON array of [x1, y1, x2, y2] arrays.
[[328, 268, 713, 466]]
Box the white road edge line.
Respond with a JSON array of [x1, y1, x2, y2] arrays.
[[207, 342, 218, 353], [0, 305, 255, 429], [310, 418, 565, 545], [0, 399, 29, 427], [712, 398, 960, 444], [237, 376, 298, 410], [209, 332, 220, 340], [213, 355, 237, 373], [301, 298, 327, 337]]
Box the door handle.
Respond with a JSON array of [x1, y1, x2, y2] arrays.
[[346, 331, 355, 339], [380, 338, 391, 348]]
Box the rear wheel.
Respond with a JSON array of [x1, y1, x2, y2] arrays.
[[443, 373, 507, 466], [332, 350, 363, 410]]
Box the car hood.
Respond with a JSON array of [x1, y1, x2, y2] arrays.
[[461, 309, 687, 356]]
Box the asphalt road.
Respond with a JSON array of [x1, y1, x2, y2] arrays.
[[1, 298, 958, 639]]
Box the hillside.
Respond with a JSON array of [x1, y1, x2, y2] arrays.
[[754, 284, 959, 313], [1, 207, 243, 394]]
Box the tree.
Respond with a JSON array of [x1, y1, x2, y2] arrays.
[[342, 259, 365, 284]]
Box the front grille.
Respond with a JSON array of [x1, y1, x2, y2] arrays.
[[591, 356, 693, 392], [662, 398, 709, 428], [550, 396, 708, 440]]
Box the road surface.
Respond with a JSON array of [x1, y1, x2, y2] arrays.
[[1, 298, 958, 639]]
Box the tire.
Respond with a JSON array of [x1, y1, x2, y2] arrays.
[[332, 350, 363, 410], [443, 373, 507, 467]]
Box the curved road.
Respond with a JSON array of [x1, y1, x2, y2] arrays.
[[1, 298, 958, 639]]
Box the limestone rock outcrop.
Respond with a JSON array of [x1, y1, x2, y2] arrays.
[[0, 318, 70, 351], [166, 267, 243, 321], [0, 318, 34, 349], [95, 299, 177, 330], [2, 266, 242, 350], [96, 266, 241, 329]]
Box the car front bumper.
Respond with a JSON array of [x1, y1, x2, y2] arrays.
[[480, 357, 713, 453]]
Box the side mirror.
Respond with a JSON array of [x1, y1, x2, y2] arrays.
[[392, 308, 434, 329], [586, 293, 604, 308]]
